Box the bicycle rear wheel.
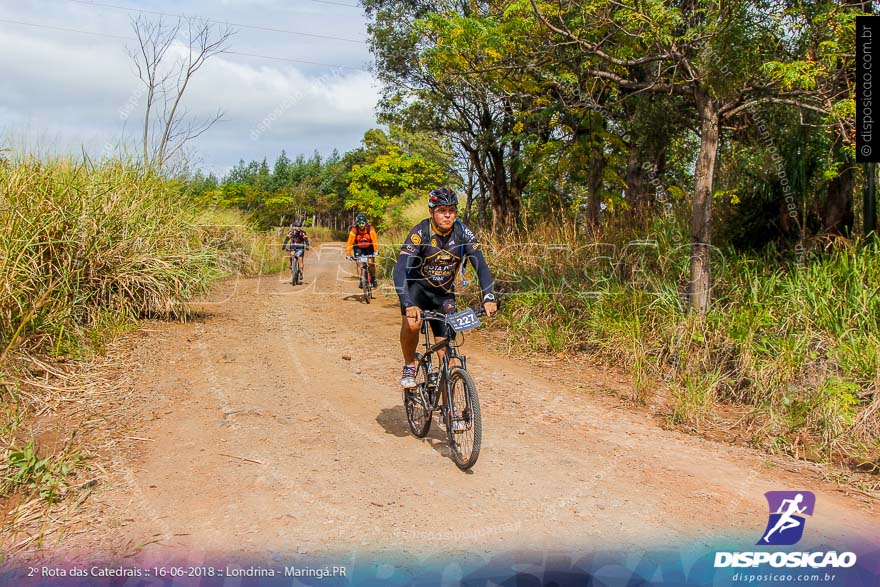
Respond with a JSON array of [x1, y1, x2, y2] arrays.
[[403, 354, 432, 438], [446, 367, 482, 470]]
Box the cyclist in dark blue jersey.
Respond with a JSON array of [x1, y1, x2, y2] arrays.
[[393, 187, 497, 388]]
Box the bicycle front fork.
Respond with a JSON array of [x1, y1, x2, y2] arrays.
[[429, 372, 457, 422]]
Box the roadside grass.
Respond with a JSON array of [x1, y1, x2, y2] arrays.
[[198, 208, 285, 276], [1, 157, 216, 362], [485, 217, 880, 475], [306, 225, 350, 242]]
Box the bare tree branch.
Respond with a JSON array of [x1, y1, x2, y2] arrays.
[[129, 16, 235, 172]]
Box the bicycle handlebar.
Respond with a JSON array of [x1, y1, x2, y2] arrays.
[[420, 307, 489, 321]]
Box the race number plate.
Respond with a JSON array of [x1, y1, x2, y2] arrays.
[[448, 308, 481, 332]]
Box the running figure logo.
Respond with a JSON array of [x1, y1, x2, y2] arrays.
[[758, 491, 816, 546]]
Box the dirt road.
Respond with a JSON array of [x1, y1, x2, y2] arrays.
[[58, 242, 879, 563]]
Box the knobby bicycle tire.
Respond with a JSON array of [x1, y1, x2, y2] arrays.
[[359, 265, 371, 303], [403, 354, 432, 438], [446, 367, 482, 470], [291, 259, 301, 285]]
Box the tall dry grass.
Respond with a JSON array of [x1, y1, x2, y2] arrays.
[[1, 157, 222, 359]]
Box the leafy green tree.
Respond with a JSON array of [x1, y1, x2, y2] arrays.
[[523, 0, 840, 312], [364, 0, 551, 230], [347, 142, 446, 229]]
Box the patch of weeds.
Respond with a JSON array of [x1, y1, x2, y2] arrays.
[[813, 377, 860, 444], [0, 401, 22, 443], [632, 344, 651, 405], [669, 370, 722, 428], [2, 440, 82, 502]]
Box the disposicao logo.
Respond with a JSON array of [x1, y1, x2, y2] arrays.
[[714, 490, 858, 569], [759, 490, 815, 546]]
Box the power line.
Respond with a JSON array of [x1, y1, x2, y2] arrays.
[[0, 17, 130, 40], [310, 0, 361, 7], [0, 17, 369, 71], [66, 0, 366, 44], [226, 50, 367, 71]]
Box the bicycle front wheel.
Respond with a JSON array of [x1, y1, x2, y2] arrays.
[[403, 355, 432, 438], [446, 367, 482, 470], [363, 273, 371, 303]]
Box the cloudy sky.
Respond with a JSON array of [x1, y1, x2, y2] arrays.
[[0, 0, 379, 176]]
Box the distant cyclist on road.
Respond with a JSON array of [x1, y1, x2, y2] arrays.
[[345, 213, 379, 288], [282, 220, 310, 280], [394, 187, 497, 388]]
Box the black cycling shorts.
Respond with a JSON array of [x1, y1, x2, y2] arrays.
[[400, 281, 456, 339], [352, 244, 376, 257]]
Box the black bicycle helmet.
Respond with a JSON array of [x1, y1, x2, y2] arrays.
[[355, 213, 367, 227], [292, 219, 303, 228], [428, 187, 458, 209]]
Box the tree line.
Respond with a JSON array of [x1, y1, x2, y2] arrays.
[[185, 127, 457, 231]]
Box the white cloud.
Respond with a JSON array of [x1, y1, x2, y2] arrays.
[[0, 0, 378, 172]]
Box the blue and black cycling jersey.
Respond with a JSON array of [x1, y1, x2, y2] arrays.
[[393, 218, 494, 309]]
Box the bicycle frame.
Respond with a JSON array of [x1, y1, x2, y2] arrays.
[[413, 311, 474, 414], [288, 248, 304, 285], [288, 246, 305, 266], [419, 324, 466, 373]]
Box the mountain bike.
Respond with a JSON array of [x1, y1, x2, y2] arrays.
[[403, 306, 485, 470], [354, 253, 378, 303]]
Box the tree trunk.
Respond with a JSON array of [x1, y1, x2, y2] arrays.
[[588, 150, 606, 229], [690, 93, 720, 314], [508, 164, 524, 228], [488, 147, 507, 233], [507, 137, 525, 228], [824, 161, 855, 235], [486, 152, 524, 232]]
